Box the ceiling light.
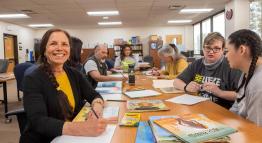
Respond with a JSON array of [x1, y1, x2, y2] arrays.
[[168, 20, 192, 23], [180, 8, 213, 13], [0, 14, 29, 18], [98, 21, 122, 25], [103, 16, 109, 19], [87, 11, 119, 16], [28, 24, 54, 28]]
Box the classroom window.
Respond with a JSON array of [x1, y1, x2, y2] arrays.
[[250, 0, 262, 37], [193, 11, 225, 55], [213, 12, 225, 37], [202, 18, 211, 46], [194, 23, 201, 55]]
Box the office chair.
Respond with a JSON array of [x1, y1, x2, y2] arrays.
[[0, 59, 9, 73], [5, 108, 26, 133], [13, 62, 34, 101], [5, 62, 36, 131]]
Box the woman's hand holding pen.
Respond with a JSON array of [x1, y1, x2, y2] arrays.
[[82, 116, 108, 136]]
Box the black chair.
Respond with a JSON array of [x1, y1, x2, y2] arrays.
[[13, 62, 34, 101], [5, 62, 35, 131], [5, 108, 26, 133], [0, 59, 9, 73]]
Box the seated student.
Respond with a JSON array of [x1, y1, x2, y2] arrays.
[[151, 43, 188, 79], [227, 29, 262, 126], [84, 44, 125, 88], [114, 44, 138, 72], [66, 37, 83, 71], [173, 32, 242, 109], [22, 29, 109, 143]]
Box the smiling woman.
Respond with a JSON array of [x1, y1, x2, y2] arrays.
[[21, 29, 109, 143]]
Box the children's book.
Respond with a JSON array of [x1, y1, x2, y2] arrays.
[[124, 90, 161, 98], [149, 116, 181, 143], [149, 116, 231, 143], [135, 121, 156, 143], [96, 81, 122, 94], [73, 103, 119, 122], [127, 100, 169, 112], [119, 113, 141, 127], [153, 114, 237, 143]]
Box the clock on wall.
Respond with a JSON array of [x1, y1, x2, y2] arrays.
[[226, 9, 233, 20]]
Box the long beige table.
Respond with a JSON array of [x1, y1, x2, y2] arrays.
[[109, 75, 262, 143]]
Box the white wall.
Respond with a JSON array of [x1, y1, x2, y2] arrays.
[[0, 21, 35, 63], [225, 0, 250, 38], [35, 26, 194, 56]]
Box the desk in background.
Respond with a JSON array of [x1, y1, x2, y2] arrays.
[[0, 73, 15, 122]]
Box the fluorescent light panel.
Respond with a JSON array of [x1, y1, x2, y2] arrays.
[[0, 14, 29, 18], [180, 8, 213, 13], [168, 20, 192, 23], [87, 11, 119, 16], [98, 21, 122, 25], [28, 24, 54, 28]]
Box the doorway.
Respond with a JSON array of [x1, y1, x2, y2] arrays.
[[3, 34, 18, 73]]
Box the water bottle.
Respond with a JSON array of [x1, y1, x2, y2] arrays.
[[128, 64, 135, 85]]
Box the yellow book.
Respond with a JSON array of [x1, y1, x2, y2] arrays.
[[119, 113, 140, 127]]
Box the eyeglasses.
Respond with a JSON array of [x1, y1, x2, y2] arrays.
[[203, 45, 222, 53]]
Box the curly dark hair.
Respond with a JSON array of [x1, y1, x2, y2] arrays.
[[120, 44, 133, 61], [39, 28, 74, 120], [228, 29, 262, 103]]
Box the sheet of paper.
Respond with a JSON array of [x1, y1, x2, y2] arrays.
[[103, 106, 119, 118], [51, 125, 117, 143], [109, 74, 128, 78], [101, 94, 122, 101], [124, 90, 161, 98], [166, 94, 209, 105], [152, 80, 174, 88]]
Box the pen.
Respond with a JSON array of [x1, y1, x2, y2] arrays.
[[90, 107, 99, 119], [119, 72, 128, 80]]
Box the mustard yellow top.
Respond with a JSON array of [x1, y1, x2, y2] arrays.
[[56, 72, 75, 111], [161, 58, 188, 79]]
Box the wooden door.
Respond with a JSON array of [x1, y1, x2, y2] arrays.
[[4, 34, 18, 72]]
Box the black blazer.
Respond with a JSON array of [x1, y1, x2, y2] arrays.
[[21, 65, 102, 143]]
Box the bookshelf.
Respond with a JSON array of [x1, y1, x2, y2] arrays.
[[113, 44, 143, 62]]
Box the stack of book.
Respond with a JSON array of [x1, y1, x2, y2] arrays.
[[95, 81, 122, 95], [136, 114, 236, 143]]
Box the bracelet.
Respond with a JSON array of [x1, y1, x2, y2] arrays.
[[92, 98, 104, 107], [184, 83, 189, 93]]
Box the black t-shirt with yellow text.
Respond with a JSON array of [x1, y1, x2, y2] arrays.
[[177, 58, 242, 109]]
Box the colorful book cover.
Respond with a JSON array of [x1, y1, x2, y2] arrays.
[[149, 116, 181, 143], [73, 103, 119, 122], [135, 121, 156, 143], [127, 100, 169, 112], [96, 81, 122, 94], [153, 114, 237, 143], [119, 113, 140, 127]]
